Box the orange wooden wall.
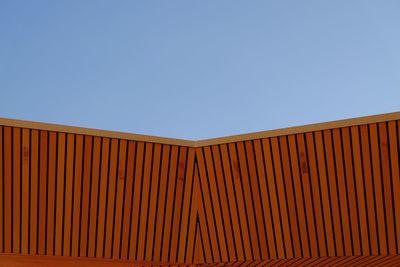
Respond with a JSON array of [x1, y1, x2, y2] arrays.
[[1, 115, 400, 265]]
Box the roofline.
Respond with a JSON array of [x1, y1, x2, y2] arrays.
[[1, 111, 400, 147]]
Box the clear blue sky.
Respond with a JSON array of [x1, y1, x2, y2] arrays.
[[1, 1, 399, 140]]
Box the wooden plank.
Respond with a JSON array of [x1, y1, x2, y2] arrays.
[[87, 137, 102, 257], [287, 135, 310, 258], [209, 145, 237, 261], [296, 133, 318, 257], [341, 128, 361, 255], [378, 122, 396, 254], [46, 132, 57, 255], [323, 130, 344, 256], [62, 133, 75, 255], [278, 136, 301, 258], [261, 138, 285, 259], [119, 141, 137, 260], [227, 143, 252, 260], [360, 125, 379, 254], [96, 138, 111, 258], [219, 144, 245, 260], [203, 146, 230, 261], [112, 139, 127, 259], [160, 145, 178, 262], [13, 127, 21, 253], [0, 127, 2, 253], [236, 142, 261, 259], [350, 126, 370, 255], [169, 147, 189, 262], [145, 144, 163, 260], [137, 143, 154, 260], [71, 134, 84, 257], [332, 128, 352, 255], [389, 121, 400, 253], [183, 161, 199, 262], [79, 135, 93, 257], [369, 123, 387, 254], [30, 130, 39, 254], [4, 127, 12, 253], [104, 139, 119, 258], [152, 144, 170, 261], [128, 141, 145, 260], [254, 139, 277, 259], [54, 133, 66, 256], [38, 130, 48, 255]]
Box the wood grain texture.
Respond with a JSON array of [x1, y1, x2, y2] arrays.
[[1, 116, 400, 265]]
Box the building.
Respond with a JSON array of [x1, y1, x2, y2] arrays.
[[1, 112, 400, 266]]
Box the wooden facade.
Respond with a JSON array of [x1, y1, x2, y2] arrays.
[[1, 112, 400, 266]]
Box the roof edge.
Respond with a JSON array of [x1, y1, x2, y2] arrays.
[[0, 117, 195, 147], [197, 111, 400, 146], [1, 111, 400, 147]]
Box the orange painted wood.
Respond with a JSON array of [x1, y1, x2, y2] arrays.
[[112, 139, 127, 260], [46, 132, 57, 255], [0, 127, 3, 253], [54, 133, 66, 256], [13, 128, 21, 254], [2, 115, 400, 265]]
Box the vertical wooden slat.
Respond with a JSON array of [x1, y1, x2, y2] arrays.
[[378, 122, 396, 254], [87, 137, 102, 258], [305, 132, 327, 256], [71, 134, 84, 257], [389, 121, 400, 253], [104, 139, 119, 258], [228, 142, 252, 260], [262, 138, 285, 259], [137, 143, 154, 260], [323, 129, 344, 256], [237, 142, 261, 260], [152, 144, 170, 261], [46, 132, 57, 255], [195, 164, 213, 263], [341, 128, 361, 255], [0, 127, 2, 253], [209, 145, 237, 261], [169, 147, 189, 262], [219, 144, 245, 260], [184, 161, 199, 262], [128, 141, 145, 260], [4, 127, 12, 253], [112, 139, 127, 259], [296, 134, 318, 257], [350, 126, 370, 255], [13, 127, 21, 253], [202, 146, 229, 261], [254, 139, 277, 259], [360, 124, 379, 255], [30, 130, 39, 254], [63, 133, 75, 256], [369, 123, 387, 254], [119, 141, 136, 260], [332, 128, 352, 255], [278, 136, 301, 258], [160, 145, 179, 262], [287, 135, 310, 258], [145, 143, 163, 261], [79, 135, 93, 257], [38, 130, 48, 255], [96, 138, 110, 258], [54, 133, 66, 256]]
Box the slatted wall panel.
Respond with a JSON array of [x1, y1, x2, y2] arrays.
[[0, 126, 201, 264], [194, 120, 400, 263], [2, 117, 400, 266]]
